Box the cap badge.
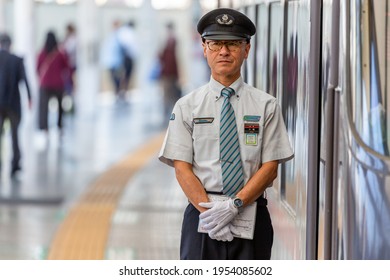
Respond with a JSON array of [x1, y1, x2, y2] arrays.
[[216, 14, 234, 26]]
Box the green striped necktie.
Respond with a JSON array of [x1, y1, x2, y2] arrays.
[[220, 87, 244, 197]]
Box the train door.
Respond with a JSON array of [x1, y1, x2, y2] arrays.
[[265, 0, 296, 259], [319, 0, 390, 260], [265, 0, 314, 259], [337, 0, 390, 259]]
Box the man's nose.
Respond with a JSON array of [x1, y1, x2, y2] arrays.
[[219, 43, 230, 54]]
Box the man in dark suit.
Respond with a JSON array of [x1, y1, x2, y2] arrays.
[[0, 33, 32, 177]]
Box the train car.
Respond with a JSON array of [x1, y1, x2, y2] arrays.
[[228, 0, 390, 259]]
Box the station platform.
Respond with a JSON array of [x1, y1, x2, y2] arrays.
[[0, 88, 187, 260]]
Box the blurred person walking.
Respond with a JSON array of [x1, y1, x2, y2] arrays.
[[0, 33, 32, 177], [61, 23, 77, 111], [117, 20, 137, 98], [159, 22, 180, 117], [101, 20, 125, 100], [37, 31, 70, 134]]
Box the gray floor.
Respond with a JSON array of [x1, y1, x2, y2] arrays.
[[107, 158, 186, 260], [0, 88, 187, 260]]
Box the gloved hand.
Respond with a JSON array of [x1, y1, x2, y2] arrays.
[[208, 224, 242, 242], [199, 199, 239, 233], [208, 224, 234, 242]]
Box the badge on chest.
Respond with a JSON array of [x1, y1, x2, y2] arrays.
[[243, 116, 260, 146]]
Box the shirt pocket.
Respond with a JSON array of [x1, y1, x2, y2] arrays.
[[192, 119, 219, 162]]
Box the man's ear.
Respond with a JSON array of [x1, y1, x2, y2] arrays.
[[244, 43, 251, 59], [202, 43, 207, 57]]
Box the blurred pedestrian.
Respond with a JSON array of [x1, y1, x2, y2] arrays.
[[117, 20, 137, 98], [159, 22, 180, 117], [37, 30, 70, 134], [61, 23, 77, 111], [101, 20, 125, 100], [0, 33, 32, 177]]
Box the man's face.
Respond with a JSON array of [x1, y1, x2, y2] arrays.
[[202, 39, 250, 82]]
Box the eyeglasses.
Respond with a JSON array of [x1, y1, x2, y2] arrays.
[[205, 40, 246, 52]]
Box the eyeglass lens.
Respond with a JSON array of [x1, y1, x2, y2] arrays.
[[207, 41, 243, 51]]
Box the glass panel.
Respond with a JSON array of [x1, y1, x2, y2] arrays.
[[255, 4, 268, 91], [243, 5, 256, 86], [268, 2, 284, 98], [267, 1, 284, 196], [282, 0, 299, 212], [387, 1, 390, 152], [351, 0, 390, 156], [343, 0, 390, 259]]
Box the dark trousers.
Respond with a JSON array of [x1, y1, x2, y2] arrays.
[[180, 197, 273, 260], [110, 68, 122, 95], [122, 56, 133, 90], [0, 109, 21, 168], [38, 88, 64, 130], [111, 56, 134, 99]]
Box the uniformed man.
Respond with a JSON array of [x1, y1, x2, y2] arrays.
[[159, 8, 294, 260]]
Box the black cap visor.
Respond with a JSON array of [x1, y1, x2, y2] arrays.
[[202, 31, 250, 40]]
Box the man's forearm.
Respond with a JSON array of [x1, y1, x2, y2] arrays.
[[236, 160, 278, 207], [173, 160, 209, 212]]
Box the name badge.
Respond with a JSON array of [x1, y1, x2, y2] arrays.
[[245, 133, 257, 145], [244, 123, 260, 133], [244, 115, 261, 122], [244, 123, 259, 146], [193, 117, 214, 124]]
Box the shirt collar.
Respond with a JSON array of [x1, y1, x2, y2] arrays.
[[209, 76, 244, 101]]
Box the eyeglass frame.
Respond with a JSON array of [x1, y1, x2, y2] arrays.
[[204, 40, 247, 52]]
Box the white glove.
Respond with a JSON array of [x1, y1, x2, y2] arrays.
[[208, 224, 234, 242], [208, 224, 242, 242], [199, 199, 239, 233]]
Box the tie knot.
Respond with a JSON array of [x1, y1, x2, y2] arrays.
[[221, 87, 235, 99]]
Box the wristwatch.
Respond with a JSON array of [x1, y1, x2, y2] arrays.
[[233, 197, 244, 208]]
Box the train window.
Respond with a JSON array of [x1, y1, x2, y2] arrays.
[[350, 0, 390, 156], [282, 0, 300, 211], [255, 4, 269, 91], [267, 1, 285, 199], [243, 5, 257, 86], [268, 2, 284, 98]]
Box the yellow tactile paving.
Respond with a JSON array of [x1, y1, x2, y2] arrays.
[[47, 132, 166, 259]]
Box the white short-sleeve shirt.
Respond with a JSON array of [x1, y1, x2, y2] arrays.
[[159, 76, 294, 193]]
